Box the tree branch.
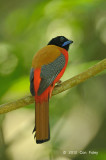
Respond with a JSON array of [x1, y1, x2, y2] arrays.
[[0, 59, 106, 114]]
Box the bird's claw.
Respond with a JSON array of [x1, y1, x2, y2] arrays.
[[56, 80, 62, 86]]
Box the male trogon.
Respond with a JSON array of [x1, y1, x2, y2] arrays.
[[30, 36, 73, 144]]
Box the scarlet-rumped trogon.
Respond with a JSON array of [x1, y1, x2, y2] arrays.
[[30, 36, 73, 144]]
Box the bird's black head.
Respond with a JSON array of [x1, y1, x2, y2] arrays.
[[48, 36, 73, 51]]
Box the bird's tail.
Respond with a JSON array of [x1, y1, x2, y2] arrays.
[[35, 100, 50, 144]]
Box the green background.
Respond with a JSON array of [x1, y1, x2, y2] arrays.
[[0, 0, 106, 160]]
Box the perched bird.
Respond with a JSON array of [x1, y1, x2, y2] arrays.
[[30, 36, 73, 144]]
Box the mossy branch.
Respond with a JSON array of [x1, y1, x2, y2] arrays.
[[0, 59, 106, 114]]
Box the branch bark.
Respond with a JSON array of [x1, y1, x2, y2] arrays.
[[0, 59, 106, 114]]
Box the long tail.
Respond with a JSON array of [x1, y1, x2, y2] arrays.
[[35, 100, 50, 144]]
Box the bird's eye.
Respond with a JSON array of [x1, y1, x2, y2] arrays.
[[60, 36, 65, 42]]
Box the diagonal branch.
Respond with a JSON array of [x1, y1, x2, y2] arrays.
[[0, 59, 106, 114]]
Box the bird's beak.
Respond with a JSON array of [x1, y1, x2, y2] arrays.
[[62, 40, 73, 47]]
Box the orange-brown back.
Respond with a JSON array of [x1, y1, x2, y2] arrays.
[[32, 45, 62, 68]]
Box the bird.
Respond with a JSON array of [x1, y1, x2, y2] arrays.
[[30, 36, 73, 144]]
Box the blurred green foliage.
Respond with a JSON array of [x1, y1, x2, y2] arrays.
[[0, 0, 106, 160]]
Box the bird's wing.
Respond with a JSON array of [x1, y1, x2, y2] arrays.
[[38, 53, 65, 95], [30, 68, 35, 96]]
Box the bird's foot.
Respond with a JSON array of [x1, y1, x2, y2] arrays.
[[56, 80, 62, 86]]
